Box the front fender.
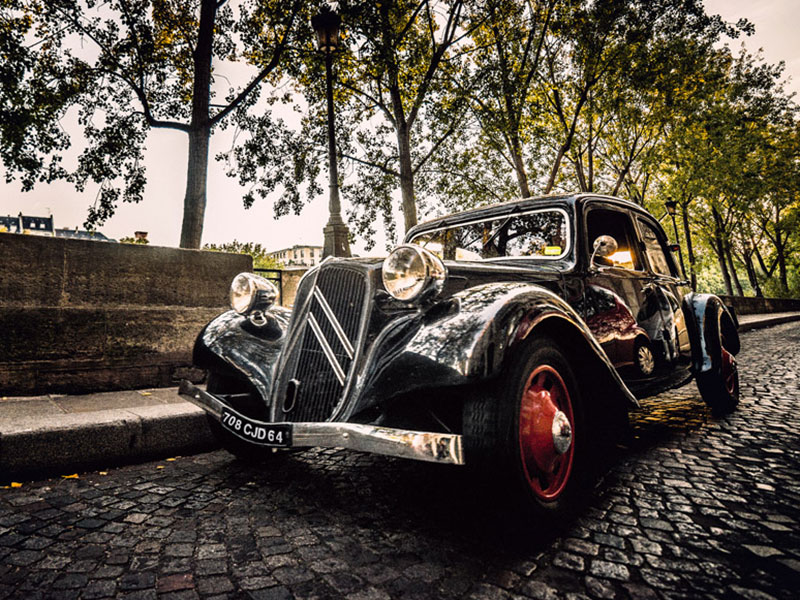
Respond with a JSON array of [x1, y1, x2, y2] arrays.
[[359, 282, 638, 409], [192, 307, 291, 405], [682, 293, 740, 374]]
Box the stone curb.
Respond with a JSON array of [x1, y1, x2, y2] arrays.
[[0, 403, 218, 478], [738, 313, 800, 332]]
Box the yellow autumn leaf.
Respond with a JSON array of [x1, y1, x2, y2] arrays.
[[138, 391, 152, 396], [99, 471, 108, 475], [156, 465, 165, 469], [61, 474, 79, 479], [166, 458, 176, 462], [10, 482, 22, 488]]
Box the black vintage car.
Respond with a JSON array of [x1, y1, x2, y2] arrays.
[[180, 194, 740, 515]]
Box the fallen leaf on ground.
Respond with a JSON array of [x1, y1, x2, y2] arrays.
[[10, 482, 22, 488], [61, 474, 79, 479], [138, 391, 152, 396]]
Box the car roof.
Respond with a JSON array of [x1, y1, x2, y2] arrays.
[[406, 193, 648, 239]]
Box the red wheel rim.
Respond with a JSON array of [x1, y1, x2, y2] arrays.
[[721, 349, 738, 396], [518, 365, 575, 501]]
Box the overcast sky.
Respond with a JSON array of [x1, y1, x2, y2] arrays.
[[1, 0, 798, 253]]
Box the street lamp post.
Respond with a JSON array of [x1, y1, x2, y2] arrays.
[[664, 200, 687, 280], [312, 5, 351, 258]]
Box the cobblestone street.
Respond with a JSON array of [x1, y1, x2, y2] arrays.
[[1, 322, 799, 599]]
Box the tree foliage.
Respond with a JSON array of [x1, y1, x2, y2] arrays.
[[2, 0, 799, 295], [0, 0, 304, 248], [203, 239, 282, 269]]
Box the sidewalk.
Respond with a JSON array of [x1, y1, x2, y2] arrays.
[[0, 387, 217, 480], [736, 311, 800, 331], [2, 312, 799, 480]]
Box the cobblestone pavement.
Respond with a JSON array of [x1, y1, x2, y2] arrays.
[[1, 323, 799, 600]]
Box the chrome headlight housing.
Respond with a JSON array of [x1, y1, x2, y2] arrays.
[[382, 244, 447, 302], [230, 272, 278, 315]]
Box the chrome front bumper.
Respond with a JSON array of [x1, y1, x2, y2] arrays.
[[178, 380, 465, 466]]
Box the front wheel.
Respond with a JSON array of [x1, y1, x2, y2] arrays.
[[464, 335, 591, 517]]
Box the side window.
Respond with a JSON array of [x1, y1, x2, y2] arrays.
[[638, 219, 675, 277], [585, 207, 642, 271]]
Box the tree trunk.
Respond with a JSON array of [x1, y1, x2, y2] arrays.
[[396, 124, 417, 233], [586, 107, 593, 192], [743, 251, 763, 297], [725, 243, 744, 297], [179, 0, 217, 248], [573, 153, 588, 192], [774, 212, 789, 293], [681, 202, 696, 290], [544, 87, 588, 194], [712, 206, 733, 296], [544, 144, 566, 194], [509, 136, 531, 198], [776, 235, 789, 294], [180, 127, 211, 249], [715, 237, 733, 296]]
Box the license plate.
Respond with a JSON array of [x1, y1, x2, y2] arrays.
[[219, 407, 292, 447]]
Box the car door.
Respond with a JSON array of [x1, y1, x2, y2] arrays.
[[583, 203, 654, 375], [635, 216, 692, 364]]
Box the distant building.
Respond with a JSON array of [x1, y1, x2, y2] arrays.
[[268, 245, 323, 267], [55, 228, 114, 242], [0, 215, 21, 234], [0, 213, 114, 241], [1, 214, 54, 236]]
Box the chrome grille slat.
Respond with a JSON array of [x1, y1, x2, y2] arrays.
[[283, 265, 368, 422]]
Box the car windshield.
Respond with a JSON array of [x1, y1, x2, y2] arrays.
[[409, 208, 570, 261]]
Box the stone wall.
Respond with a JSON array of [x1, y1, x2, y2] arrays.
[[719, 295, 800, 316], [0, 234, 251, 395], [279, 267, 309, 307]]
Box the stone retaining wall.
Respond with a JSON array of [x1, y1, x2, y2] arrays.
[[719, 294, 800, 316], [279, 267, 309, 307], [0, 234, 251, 395]]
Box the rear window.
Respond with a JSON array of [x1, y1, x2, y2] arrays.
[[409, 209, 570, 261]]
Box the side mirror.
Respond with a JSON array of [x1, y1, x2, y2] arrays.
[[591, 235, 618, 265]]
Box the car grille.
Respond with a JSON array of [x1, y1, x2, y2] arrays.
[[282, 265, 368, 422]]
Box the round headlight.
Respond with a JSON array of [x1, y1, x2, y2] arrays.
[[230, 273, 278, 314], [382, 245, 447, 302]]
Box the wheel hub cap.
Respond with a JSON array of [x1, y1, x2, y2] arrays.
[[552, 410, 572, 455], [721, 349, 737, 395], [519, 365, 575, 501]]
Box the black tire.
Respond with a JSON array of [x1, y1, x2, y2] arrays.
[[206, 373, 283, 463], [696, 351, 739, 416], [463, 334, 592, 518], [696, 313, 740, 416]]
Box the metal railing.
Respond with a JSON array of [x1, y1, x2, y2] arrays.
[[254, 268, 283, 305]]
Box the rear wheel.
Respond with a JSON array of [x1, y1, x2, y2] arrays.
[[634, 338, 655, 377], [464, 335, 592, 517], [696, 312, 740, 416], [696, 346, 739, 415]]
